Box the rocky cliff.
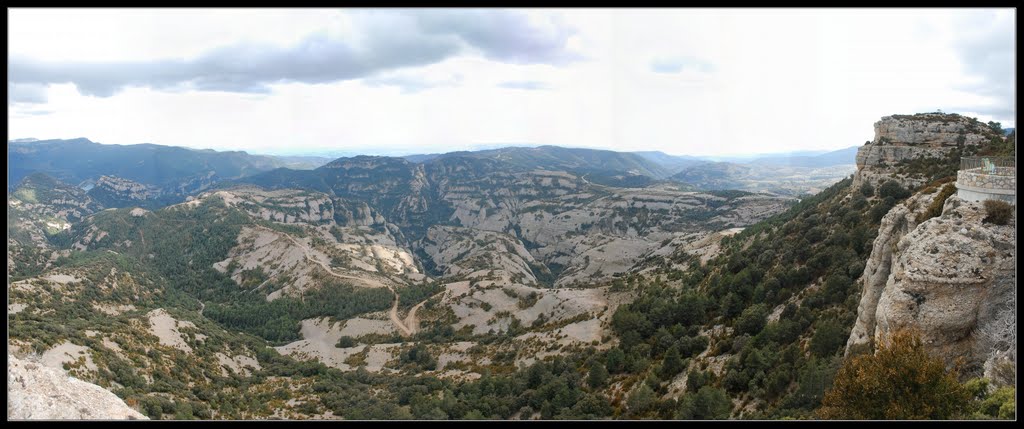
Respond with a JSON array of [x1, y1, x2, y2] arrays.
[[847, 195, 1016, 382], [847, 113, 1015, 384], [846, 190, 937, 355], [853, 113, 996, 189], [8, 354, 148, 420], [88, 175, 163, 207]]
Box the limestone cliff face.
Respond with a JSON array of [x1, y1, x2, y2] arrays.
[[418, 225, 544, 285], [853, 113, 994, 189], [845, 190, 938, 354], [847, 195, 1016, 380], [8, 354, 148, 420], [91, 175, 162, 202]]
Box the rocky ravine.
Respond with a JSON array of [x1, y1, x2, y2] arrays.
[[8, 354, 148, 420]]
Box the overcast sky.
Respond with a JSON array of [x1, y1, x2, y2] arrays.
[[8, 8, 1016, 157]]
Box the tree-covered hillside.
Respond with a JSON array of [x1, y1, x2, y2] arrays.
[[8, 138, 290, 189]]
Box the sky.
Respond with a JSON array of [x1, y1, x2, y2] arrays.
[[7, 8, 1016, 157]]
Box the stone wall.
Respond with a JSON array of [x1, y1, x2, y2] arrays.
[[956, 169, 1016, 204]]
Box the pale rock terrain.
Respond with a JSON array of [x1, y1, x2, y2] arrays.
[[147, 309, 198, 354], [866, 196, 1015, 375], [92, 175, 162, 201], [40, 341, 98, 375], [846, 190, 1017, 379], [338, 317, 397, 338], [215, 352, 262, 376], [8, 354, 147, 420], [846, 190, 939, 354], [207, 188, 419, 301], [419, 225, 542, 285], [274, 318, 401, 372], [853, 113, 997, 189]]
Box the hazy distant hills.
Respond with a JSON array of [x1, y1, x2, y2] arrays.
[[744, 146, 860, 168], [8, 138, 330, 191], [9, 137, 860, 201], [9, 138, 283, 188], [404, 145, 675, 180], [631, 151, 708, 173], [666, 146, 860, 196]]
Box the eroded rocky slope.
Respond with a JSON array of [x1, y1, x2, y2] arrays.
[[8, 353, 147, 420]]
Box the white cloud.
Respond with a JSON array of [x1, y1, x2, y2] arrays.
[[7, 8, 1016, 157]]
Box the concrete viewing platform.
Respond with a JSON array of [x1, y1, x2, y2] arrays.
[[956, 156, 1016, 204]]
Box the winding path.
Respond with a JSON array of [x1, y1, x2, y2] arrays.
[[403, 290, 448, 335], [254, 225, 414, 337]]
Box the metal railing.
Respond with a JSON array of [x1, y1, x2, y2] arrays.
[[960, 156, 1016, 177]]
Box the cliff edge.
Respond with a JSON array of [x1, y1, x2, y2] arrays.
[[845, 114, 1015, 385], [853, 113, 998, 189]]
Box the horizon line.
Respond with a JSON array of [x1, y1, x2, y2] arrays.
[[7, 136, 864, 160]]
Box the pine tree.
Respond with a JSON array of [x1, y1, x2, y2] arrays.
[[588, 360, 609, 389], [660, 345, 685, 380]]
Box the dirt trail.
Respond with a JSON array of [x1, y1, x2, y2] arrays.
[[255, 225, 413, 337], [389, 295, 411, 337], [403, 290, 447, 335]]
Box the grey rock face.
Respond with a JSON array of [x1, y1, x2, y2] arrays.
[[852, 114, 994, 189], [848, 195, 1016, 378], [92, 175, 161, 201], [419, 225, 542, 285], [845, 190, 937, 354], [7, 354, 148, 420], [871, 114, 988, 147]]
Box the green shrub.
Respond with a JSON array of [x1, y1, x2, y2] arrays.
[[859, 183, 874, 197], [916, 184, 957, 223], [336, 336, 357, 348], [878, 181, 911, 200], [974, 386, 1015, 419], [869, 196, 897, 223], [809, 320, 848, 357], [982, 200, 1014, 225], [735, 304, 769, 336], [819, 329, 971, 419]]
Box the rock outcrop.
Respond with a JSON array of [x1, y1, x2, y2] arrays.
[[847, 195, 1016, 379], [8, 354, 147, 420], [853, 113, 995, 189], [845, 190, 937, 354], [94, 175, 160, 198], [419, 225, 544, 285]]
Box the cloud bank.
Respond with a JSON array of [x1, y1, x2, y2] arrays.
[[8, 9, 579, 100]]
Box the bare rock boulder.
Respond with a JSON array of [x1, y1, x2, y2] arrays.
[[7, 354, 148, 420], [863, 196, 1016, 376]]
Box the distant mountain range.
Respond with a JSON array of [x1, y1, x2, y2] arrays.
[[8, 138, 330, 191], [403, 145, 860, 176], [744, 146, 860, 168], [405, 145, 674, 179], [9, 138, 860, 201]]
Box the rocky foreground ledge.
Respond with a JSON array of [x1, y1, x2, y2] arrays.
[[7, 354, 147, 420]]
